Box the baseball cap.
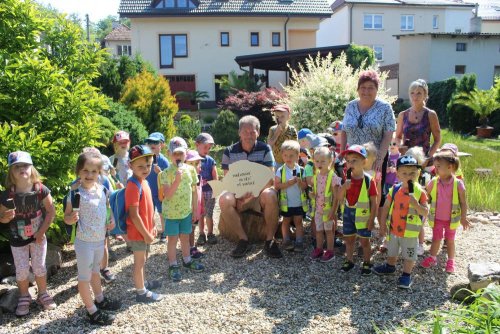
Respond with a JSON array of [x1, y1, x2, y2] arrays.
[[318, 133, 336, 147], [397, 155, 421, 169], [298, 128, 313, 140], [129, 145, 154, 163], [146, 132, 165, 143], [342, 144, 367, 159], [439, 143, 458, 157], [271, 104, 291, 113], [195, 133, 214, 145], [113, 130, 130, 143], [8, 151, 33, 167], [327, 121, 343, 133], [306, 134, 329, 149], [169, 137, 188, 153], [186, 150, 203, 162]]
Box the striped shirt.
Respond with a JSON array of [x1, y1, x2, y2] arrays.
[[221, 141, 275, 171]]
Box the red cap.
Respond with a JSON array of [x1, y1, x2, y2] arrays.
[[113, 131, 130, 143], [272, 104, 291, 113], [341, 144, 367, 158]]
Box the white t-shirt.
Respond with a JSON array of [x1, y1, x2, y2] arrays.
[[276, 165, 302, 208]]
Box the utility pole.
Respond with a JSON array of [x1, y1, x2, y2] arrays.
[[85, 14, 90, 42]]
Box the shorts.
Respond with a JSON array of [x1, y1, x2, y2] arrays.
[[432, 218, 456, 241], [128, 240, 151, 252], [342, 206, 372, 238], [74, 239, 105, 281], [315, 219, 334, 232], [386, 234, 418, 261], [165, 214, 193, 236], [281, 206, 305, 218], [202, 191, 216, 218]]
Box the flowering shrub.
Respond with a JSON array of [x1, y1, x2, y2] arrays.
[[282, 53, 396, 133], [219, 88, 286, 138]]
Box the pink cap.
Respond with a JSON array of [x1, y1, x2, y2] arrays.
[[186, 150, 203, 162], [440, 143, 458, 157], [113, 131, 130, 143], [272, 104, 291, 113]]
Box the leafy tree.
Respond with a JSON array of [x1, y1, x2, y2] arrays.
[[215, 70, 265, 99], [120, 70, 179, 139], [175, 115, 202, 140], [283, 53, 395, 133], [211, 110, 239, 146], [453, 88, 500, 128], [346, 43, 375, 70], [447, 74, 478, 134]]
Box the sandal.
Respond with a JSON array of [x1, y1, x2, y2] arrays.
[[16, 295, 32, 317], [37, 292, 57, 311]]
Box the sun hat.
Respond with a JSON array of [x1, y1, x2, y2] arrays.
[[168, 137, 188, 153], [439, 143, 458, 157], [8, 151, 33, 167], [195, 133, 215, 144], [341, 144, 367, 159], [129, 145, 154, 163], [186, 150, 203, 162], [113, 131, 130, 143]]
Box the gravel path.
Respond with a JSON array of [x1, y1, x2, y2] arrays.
[[1, 208, 499, 334]]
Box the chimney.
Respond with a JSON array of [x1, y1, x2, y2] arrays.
[[470, 3, 482, 33]]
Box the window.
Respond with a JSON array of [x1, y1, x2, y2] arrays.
[[250, 32, 259, 46], [159, 34, 188, 68], [272, 32, 281, 47], [455, 65, 466, 75], [220, 32, 229, 47], [373, 45, 383, 61], [433, 15, 439, 29], [364, 14, 383, 30], [117, 45, 132, 56], [155, 0, 195, 8], [401, 15, 414, 31], [456, 43, 467, 51]]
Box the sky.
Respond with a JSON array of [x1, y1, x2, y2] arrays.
[[37, 0, 121, 23]]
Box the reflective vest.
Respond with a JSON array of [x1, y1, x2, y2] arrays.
[[386, 183, 423, 239], [341, 173, 371, 230], [429, 176, 461, 230], [311, 169, 336, 223], [278, 165, 308, 213]]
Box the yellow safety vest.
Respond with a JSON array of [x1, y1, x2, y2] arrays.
[[386, 183, 423, 239], [341, 173, 371, 230], [311, 169, 335, 223], [429, 176, 461, 230], [279, 165, 308, 213]]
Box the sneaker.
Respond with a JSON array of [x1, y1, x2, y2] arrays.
[[341, 260, 355, 272], [417, 243, 425, 256], [145, 279, 162, 291], [398, 275, 413, 289], [36, 292, 56, 310], [310, 248, 323, 260], [264, 241, 283, 258], [361, 262, 373, 276], [169, 265, 182, 282], [197, 234, 207, 246], [421, 256, 437, 268], [190, 246, 204, 259], [100, 268, 116, 283], [183, 260, 205, 272], [88, 309, 115, 325], [373, 263, 396, 275], [231, 239, 252, 258], [135, 290, 165, 303], [207, 233, 218, 245], [445, 259, 455, 274], [95, 296, 121, 311], [15, 295, 31, 317], [334, 237, 344, 248], [294, 242, 305, 253], [320, 250, 335, 263], [282, 239, 295, 252]]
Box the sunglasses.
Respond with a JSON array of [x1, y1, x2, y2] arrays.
[[357, 114, 364, 129]]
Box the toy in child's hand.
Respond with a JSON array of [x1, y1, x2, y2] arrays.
[[73, 193, 81, 211], [5, 198, 15, 210], [408, 180, 414, 194], [346, 168, 352, 180], [112, 159, 118, 168], [153, 155, 157, 164], [293, 169, 297, 177], [176, 159, 182, 167]]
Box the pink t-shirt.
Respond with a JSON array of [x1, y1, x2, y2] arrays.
[[427, 177, 465, 221], [314, 173, 341, 218]]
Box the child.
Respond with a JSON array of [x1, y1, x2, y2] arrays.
[[160, 137, 205, 282], [327, 121, 344, 155], [363, 142, 383, 208], [309, 147, 341, 262], [297, 128, 313, 150], [64, 151, 121, 325], [336, 145, 378, 275], [126, 145, 165, 302], [421, 151, 470, 273], [274, 140, 308, 253], [373, 155, 429, 289], [144, 132, 170, 242], [267, 104, 298, 168], [195, 133, 218, 246], [0, 151, 57, 317], [298, 148, 310, 168], [185, 149, 204, 259], [437, 143, 465, 180], [109, 131, 132, 184]]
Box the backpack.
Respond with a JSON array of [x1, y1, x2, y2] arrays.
[[109, 177, 142, 235]]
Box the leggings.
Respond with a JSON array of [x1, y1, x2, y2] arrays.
[[11, 236, 47, 281]]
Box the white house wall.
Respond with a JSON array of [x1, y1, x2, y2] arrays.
[[398, 35, 431, 100], [317, 6, 350, 46], [443, 9, 473, 33]]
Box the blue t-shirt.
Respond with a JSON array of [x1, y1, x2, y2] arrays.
[[146, 153, 169, 211], [200, 155, 216, 192], [276, 165, 303, 208]]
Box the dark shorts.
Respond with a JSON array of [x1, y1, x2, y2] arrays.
[[342, 206, 372, 238], [281, 206, 305, 218]]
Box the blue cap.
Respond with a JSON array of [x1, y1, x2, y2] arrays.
[[298, 128, 313, 140], [146, 132, 165, 143], [342, 144, 367, 159]]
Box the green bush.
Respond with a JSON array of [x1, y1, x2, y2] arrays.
[[427, 77, 458, 126], [392, 98, 411, 116], [283, 53, 395, 133], [447, 74, 478, 134], [203, 114, 216, 124], [346, 43, 375, 70], [175, 115, 201, 140], [211, 110, 239, 146]]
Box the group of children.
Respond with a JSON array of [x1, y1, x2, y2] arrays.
[[0, 110, 471, 324]]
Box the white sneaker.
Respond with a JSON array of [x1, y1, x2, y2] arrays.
[[417, 243, 425, 256]]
